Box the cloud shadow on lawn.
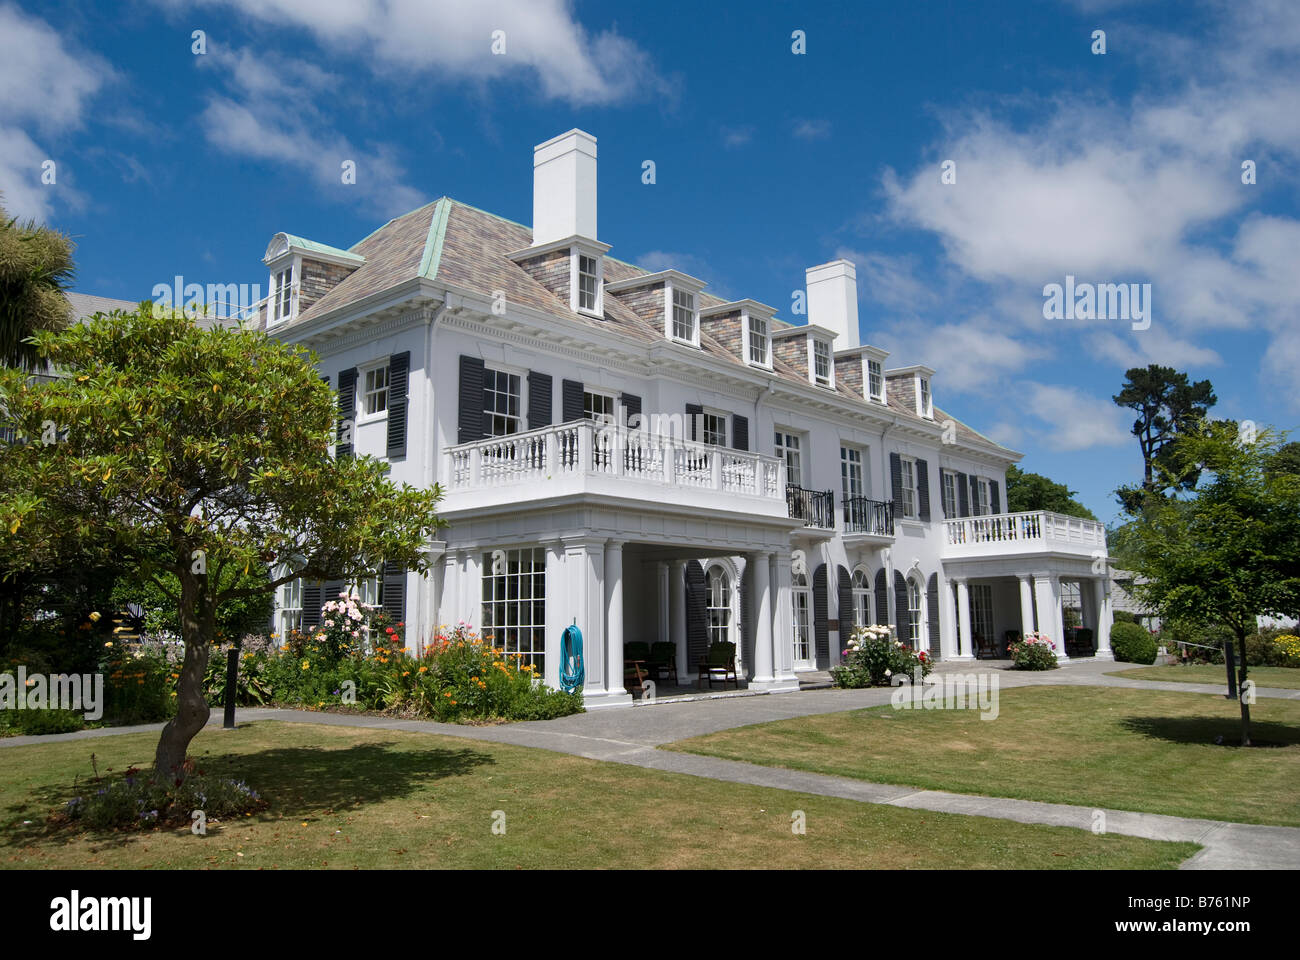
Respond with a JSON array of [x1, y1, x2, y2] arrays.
[[1, 739, 495, 851], [1119, 714, 1300, 748]]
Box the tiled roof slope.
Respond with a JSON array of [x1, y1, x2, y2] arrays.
[[285, 198, 1015, 455]]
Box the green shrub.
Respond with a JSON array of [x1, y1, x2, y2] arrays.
[[102, 642, 175, 724], [1111, 621, 1158, 664], [64, 762, 263, 830], [1009, 631, 1059, 670], [6, 708, 86, 735], [831, 624, 933, 688]]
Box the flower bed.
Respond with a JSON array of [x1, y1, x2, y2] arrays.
[[1009, 631, 1059, 670], [831, 624, 932, 688], [61, 760, 265, 830]]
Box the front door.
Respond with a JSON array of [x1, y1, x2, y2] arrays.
[[792, 573, 814, 670]]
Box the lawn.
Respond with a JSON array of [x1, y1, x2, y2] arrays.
[[664, 686, 1300, 827], [0, 720, 1194, 869], [1110, 664, 1300, 690]]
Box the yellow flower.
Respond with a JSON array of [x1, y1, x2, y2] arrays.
[[89, 611, 102, 622], [104, 641, 113, 648], [301, 661, 310, 671]]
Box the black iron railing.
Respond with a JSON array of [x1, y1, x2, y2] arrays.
[[787, 485, 835, 528], [843, 497, 894, 536]]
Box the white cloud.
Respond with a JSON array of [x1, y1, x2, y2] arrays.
[[793, 118, 831, 140], [1021, 383, 1132, 452], [161, 0, 670, 105], [720, 125, 754, 148]]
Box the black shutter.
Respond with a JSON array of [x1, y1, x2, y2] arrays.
[[528, 371, 553, 430], [324, 580, 344, 611], [837, 565, 854, 638], [927, 573, 941, 659], [732, 414, 749, 451], [619, 392, 641, 429], [813, 563, 829, 665], [957, 471, 970, 517], [685, 561, 709, 664], [990, 480, 1001, 514], [457, 355, 486, 443], [916, 458, 931, 521], [893, 571, 908, 642], [302, 582, 322, 630], [685, 403, 703, 441], [382, 562, 406, 625], [336, 368, 357, 458], [562, 379, 585, 423], [386, 351, 409, 460], [889, 452, 903, 507], [874, 569, 888, 630]]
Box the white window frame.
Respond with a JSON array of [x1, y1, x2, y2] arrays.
[[481, 547, 547, 673], [667, 284, 699, 346], [811, 337, 833, 388], [266, 257, 298, 325], [866, 358, 885, 403], [851, 568, 872, 627], [975, 476, 991, 517], [278, 575, 303, 637], [941, 469, 958, 519], [774, 429, 804, 488], [900, 455, 918, 519], [840, 445, 864, 503], [572, 250, 603, 317], [792, 568, 813, 667], [706, 564, 734, 649], [701, 408, 728, 447], [918, 375, 933, 418], [483, 365, 526, 437], [358, 359, 390, 422], [907, 577, 923, 648], [744, 311, 771, 368], [582, 387, 617, 424]]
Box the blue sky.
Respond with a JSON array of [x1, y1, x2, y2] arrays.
[[3, 0, 1297, 523]]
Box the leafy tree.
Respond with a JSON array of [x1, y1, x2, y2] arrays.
[[1267, 441, 1300, 480], [1004, 465, 1097, 520], [0, 201, 76, 371], [1113, 365, 1216, 510], [1121, 421, 1300, 745], [0, 305, 443, 775]]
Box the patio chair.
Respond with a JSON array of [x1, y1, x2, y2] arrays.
[[623, 641, 651, 695], [647, 642, 678, 685], [1072, 628, 1094, 657], [697, 640, 738, 690], [974, 632, 998, 659], [624, 641, 651, 662]]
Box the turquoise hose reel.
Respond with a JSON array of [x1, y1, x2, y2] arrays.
[[559, 624, 585, 693]]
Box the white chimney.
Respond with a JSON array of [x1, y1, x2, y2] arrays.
[[532, 129, 598, 247], [805, 259, 860, 349]]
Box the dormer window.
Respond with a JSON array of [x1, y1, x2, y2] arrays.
[[671, 288, 697, 343], [867, 358, 884, 402], [812, 339, 832, 387], [919, 376, 933, 418], [747, 313, 770, 366], [273, 266, 294, 322], [577, 253, 599, 313]]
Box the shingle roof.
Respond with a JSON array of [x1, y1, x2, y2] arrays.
[[66, 292, 137, 321], [282, 198, 1016, 455]]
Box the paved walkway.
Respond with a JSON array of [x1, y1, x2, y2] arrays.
[[5, 659, 1298, 868]]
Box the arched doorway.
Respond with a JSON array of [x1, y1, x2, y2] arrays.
[[792, 568, 813, 669]]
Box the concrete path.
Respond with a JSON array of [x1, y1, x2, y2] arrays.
[[4, 659, 1298, 868]]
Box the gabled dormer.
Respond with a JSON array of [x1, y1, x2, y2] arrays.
[[699, 299, 776, 370], [834, 344, 890, 403], [886, 364, 936, 419], [773, 323, 838, 389], [263, 232, 364, 326], [606, 269, 707, 348]]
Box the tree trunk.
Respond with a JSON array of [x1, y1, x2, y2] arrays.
[[154, 569, 213, 778], [1236, 632, 1251, 747]]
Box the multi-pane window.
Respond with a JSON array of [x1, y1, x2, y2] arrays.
[[852, 569, 871, 627], [906, 578, 923, 648], [483, 368, 523, 436], [867, 358, 884, 401], [671, 288, 696, 342], [975, 477, 991, 516], [706, 565, 732, 648], [900, 456, 917, 518], [840, 446, 864, 502], [970, 584, 994, 650], [362, 363, 389, 417], [747, 314, 769, 365], [941, 470, 958, 518], [774, 431, 803, 487], [792, 569, 812, 664], [702, 412, 727, 447], [919, 377, 932, 417], [583, 390, 615, 423], [812, 339, 832, 386], [274, 267, 293, 321], [278, 576, 302, 636], [577, 254, 599, 313], [481, 547, 547, 674]]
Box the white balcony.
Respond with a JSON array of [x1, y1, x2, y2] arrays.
[[942, 510, 1107, 560], [441, 420, 789, 518]]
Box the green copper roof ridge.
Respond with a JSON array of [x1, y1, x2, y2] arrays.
[[420, 197, 452, 280], [350, 198, 442, 253]]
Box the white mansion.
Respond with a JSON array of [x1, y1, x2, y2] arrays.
[[262, 129, 1114, 706]]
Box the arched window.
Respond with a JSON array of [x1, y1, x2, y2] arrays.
[[907, 577, 923, 648], [852, 569, 871, 627], [792, 569, 812, 666], [706, 564, 732, 647]]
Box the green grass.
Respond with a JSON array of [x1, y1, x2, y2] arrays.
[[0, 720, 1194, 869], [1111, 664, 1300, 690], [665, 686, 1300, 827]]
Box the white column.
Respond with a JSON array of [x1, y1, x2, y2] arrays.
[[657, 562, 670, 647], [1034, 574, 1068, 660], [1018, 575, 1036, 639], [940, 574, 959, 660], [750, 552, 775, 686], [543, 544, 564, 690], [1094, 577, 1114, 660], [771, 552, 798, 686], [439, 552, 458, 629], [670, 560, 688, 680], [605, 541, 625, 696], [955, 578, 973, 660], [564, 539, 606, 699]]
